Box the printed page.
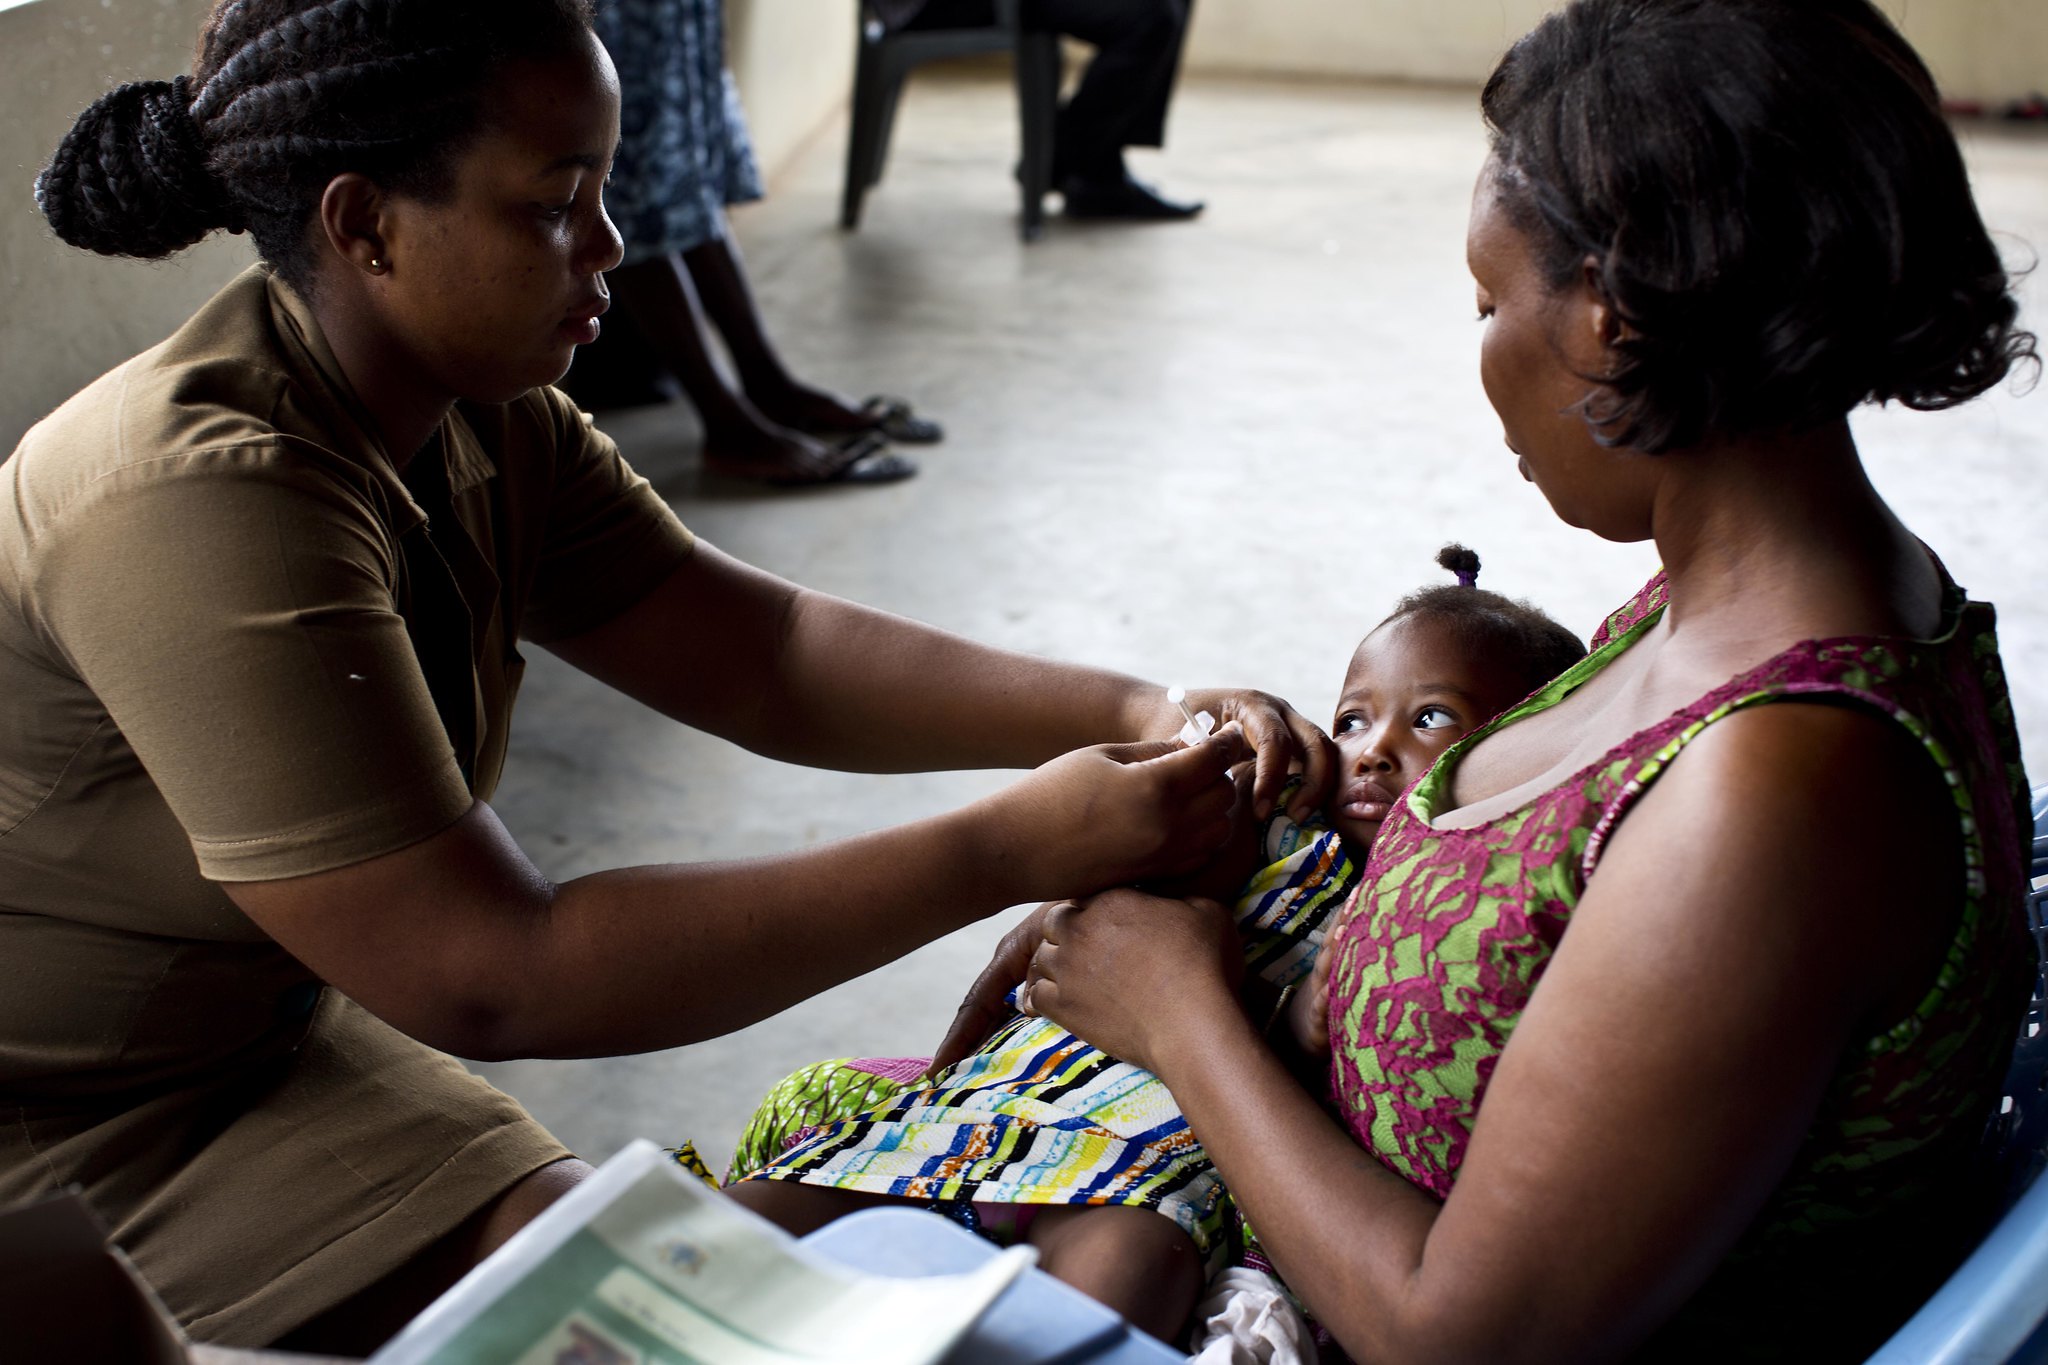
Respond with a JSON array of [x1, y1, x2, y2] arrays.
[[371, 1141, 1032, 1365]]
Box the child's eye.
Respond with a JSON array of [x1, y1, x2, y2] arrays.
[[1335, 713, 1367, 734], [538, 201, 574, 220], [1416, 706, 1459, 731]]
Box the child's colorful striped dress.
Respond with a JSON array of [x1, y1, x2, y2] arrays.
[[727, 795, 1361, 1271]]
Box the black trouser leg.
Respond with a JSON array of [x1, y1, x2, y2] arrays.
[[1034, 0, 1192, 183], [901, 0, 1193, 184]]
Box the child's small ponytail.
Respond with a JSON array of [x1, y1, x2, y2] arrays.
[[1382, 541, 1585, 698], [1436, 543, 1481, 589]]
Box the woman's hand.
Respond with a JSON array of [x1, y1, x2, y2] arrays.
[[978, 726, 1250, 901], [932, 734, 1251, 1072], [1130, 688, 1335, 824], [1020, 889, 1245, 1075], [929, 900, 1056, 1074]]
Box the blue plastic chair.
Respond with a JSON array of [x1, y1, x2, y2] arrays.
[[1867, 786, 2048, 1364]]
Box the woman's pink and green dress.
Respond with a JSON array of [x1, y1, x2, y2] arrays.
[[1325, 570, 2035, 1360], [731, 571, 2032, 1360]]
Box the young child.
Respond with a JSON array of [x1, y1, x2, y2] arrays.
[[722, 547, 1587, 1342]]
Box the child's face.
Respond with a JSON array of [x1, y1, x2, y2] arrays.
[[1326, 615, 1502, 850]]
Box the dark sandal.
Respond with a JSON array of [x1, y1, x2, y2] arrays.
[[858, 395, 944, 445], [807, 445, 919, 486], [708, 430, 917, 488]]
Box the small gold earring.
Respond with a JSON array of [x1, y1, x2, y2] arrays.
[[369, 257, 385, 273]]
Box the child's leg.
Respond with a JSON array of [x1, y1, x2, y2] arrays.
[[723, 1178, 903, 1236], [1025, 1205, 1206, 1345], [731, 1182, 1205, 1343]]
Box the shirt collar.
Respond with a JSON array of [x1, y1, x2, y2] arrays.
[[260, 266, 499, 521], [441, 413, 499, 497]]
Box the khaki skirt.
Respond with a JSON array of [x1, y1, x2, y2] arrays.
[[0, 991, 569, 1347]]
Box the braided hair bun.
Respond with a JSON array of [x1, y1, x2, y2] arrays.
[[36, 75, 237, 259], [35, 0, 597, 289]]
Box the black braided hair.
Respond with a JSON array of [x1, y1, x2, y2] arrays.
[[1380, 544, 1588, 701], [36, 0, 595, 289], [36, 75, 238, 259]]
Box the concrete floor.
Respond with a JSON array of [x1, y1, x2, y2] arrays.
[[474, 72, 2048, 1175]]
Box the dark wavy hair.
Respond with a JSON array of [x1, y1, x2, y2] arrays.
[[1481, 0, 2038, 453], [1381, 545, 1588, 702], [35, 0, 596, 292]]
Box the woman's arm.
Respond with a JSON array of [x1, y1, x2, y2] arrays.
[[1026, 702, 1961, 1364], [224, 724, 1249, 1062], [543, 543, 1333, 817], [927, 759, 1269, 1071]]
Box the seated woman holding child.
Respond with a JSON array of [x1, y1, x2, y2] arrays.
[[729, 545, 1591, 1337], [730, 2, 2042, 1360]]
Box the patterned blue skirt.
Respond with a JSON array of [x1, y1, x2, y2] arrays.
[[593, 0, 765, 264]]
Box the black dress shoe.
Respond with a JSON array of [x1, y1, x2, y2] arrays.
[[1059, 173, 1205, 221]]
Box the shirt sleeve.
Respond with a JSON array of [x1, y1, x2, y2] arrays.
[[28, 441, 474, 882], [517, 387, 695, 644]]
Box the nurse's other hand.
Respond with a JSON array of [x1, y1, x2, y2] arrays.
[[1142, 688, 1334, 825], [986, 725, 1249, 899], [1021, 890, 1242, 1076]]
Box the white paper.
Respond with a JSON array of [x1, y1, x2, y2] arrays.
[[370, 1140, 1033, 1365]]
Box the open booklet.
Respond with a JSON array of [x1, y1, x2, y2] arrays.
[[368, 1139, 1035, 1365]]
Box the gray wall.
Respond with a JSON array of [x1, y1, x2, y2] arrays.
[[1, 0, 254, 455], [726, 0, 857, 187], [1185, 0, 2048, 97]]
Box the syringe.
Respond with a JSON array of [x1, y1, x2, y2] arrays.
[[1165, 685, 1215, 746]]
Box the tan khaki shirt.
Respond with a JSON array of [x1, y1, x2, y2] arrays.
[[0, 266, 694, 1342]]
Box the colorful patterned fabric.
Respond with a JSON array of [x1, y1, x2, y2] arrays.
[[730, 801, 1363, 1270], [668, 1141, 721, 1188], [593, 0, 764, 265], [1323, 570, 2036, 1360], [728, 1055, 935, 1183]]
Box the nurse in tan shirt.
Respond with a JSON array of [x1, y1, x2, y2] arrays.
[[5, 0, 1331, 1352]]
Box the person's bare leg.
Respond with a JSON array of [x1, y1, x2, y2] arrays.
[[609, 253, 867, 482], [737, 1185, 1203, 1343], [679, 236, 880, 435], [722, 1177, 905, 1235], [270, 1157, 593, 1355], [1026, 1205, 1205, 1346]]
